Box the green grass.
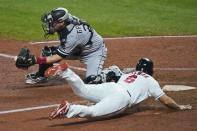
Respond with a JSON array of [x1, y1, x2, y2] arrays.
[[0, 0, 197, 41]]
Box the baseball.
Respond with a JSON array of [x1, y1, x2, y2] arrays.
[[14, 56, 18, 61]]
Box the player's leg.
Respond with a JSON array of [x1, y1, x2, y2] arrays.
[[50, 87, 131, 119], [48, 66, 131, 120], [61, 68, 117, 103], [83, 45, 107, 84], [25, 46, 58, 84], [67, 90, 130, 118]]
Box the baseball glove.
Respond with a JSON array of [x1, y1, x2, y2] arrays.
[[15, 47, 36, 70]]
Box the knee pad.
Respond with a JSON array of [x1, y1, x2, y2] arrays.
[[100, 71, 120, 83], [106, 71, 120, 82], [100, 66, 123, 83], [85, 75, 102, 84]]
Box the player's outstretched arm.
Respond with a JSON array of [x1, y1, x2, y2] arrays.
[[45, 54, 63, 64], [15, 47, 64, 70], [159, 94, 192, 110]]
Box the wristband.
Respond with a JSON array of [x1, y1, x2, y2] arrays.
[[36, 57, 47, 64]]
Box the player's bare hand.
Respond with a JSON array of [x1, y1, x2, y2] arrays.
[[179, 104, 192, 110]]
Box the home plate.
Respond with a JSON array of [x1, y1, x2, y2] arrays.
[[162, 85, 196, 91]]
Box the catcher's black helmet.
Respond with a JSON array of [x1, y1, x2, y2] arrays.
[[136, 58, 153, 76], [42, 8, 69, 24], [50, 8, 69, 23], [41, 7, 70, 36]]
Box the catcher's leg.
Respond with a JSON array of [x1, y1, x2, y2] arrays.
[[37, 46, 58, 76], [37, 64, 53, 77], [26, 46, 58, 84], [83, 45, 107, 84]]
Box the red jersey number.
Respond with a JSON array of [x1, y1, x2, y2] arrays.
[[124, 74, 137, 83], [124, 71, 149, 83]]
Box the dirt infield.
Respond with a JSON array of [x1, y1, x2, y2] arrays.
[[0, 37, 197, 131]]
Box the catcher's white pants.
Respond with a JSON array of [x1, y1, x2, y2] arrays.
[[61, 68, 131, 118]]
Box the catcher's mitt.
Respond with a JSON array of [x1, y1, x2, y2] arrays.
[[15, 47, 36, 70]]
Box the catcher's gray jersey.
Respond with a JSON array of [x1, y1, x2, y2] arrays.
[[56, 16, 107, 77]]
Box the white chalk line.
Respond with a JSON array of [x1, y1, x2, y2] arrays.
[[0, 104, 59, 115], [122, 67, 197, 73], [0, 53, 16, 59], [29, 35, 197, 44], [0, 100, 90, 115]]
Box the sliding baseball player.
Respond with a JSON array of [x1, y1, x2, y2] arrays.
[[48, 58, 192, 120]]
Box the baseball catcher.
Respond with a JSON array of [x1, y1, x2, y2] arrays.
[[18, 7, 108, 84]]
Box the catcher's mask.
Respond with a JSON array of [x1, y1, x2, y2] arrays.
[[136, 58, 153, 76], [41, 7, 70, 37]]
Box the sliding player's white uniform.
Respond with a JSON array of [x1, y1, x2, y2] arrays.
[[60, 68, 165, 118]]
